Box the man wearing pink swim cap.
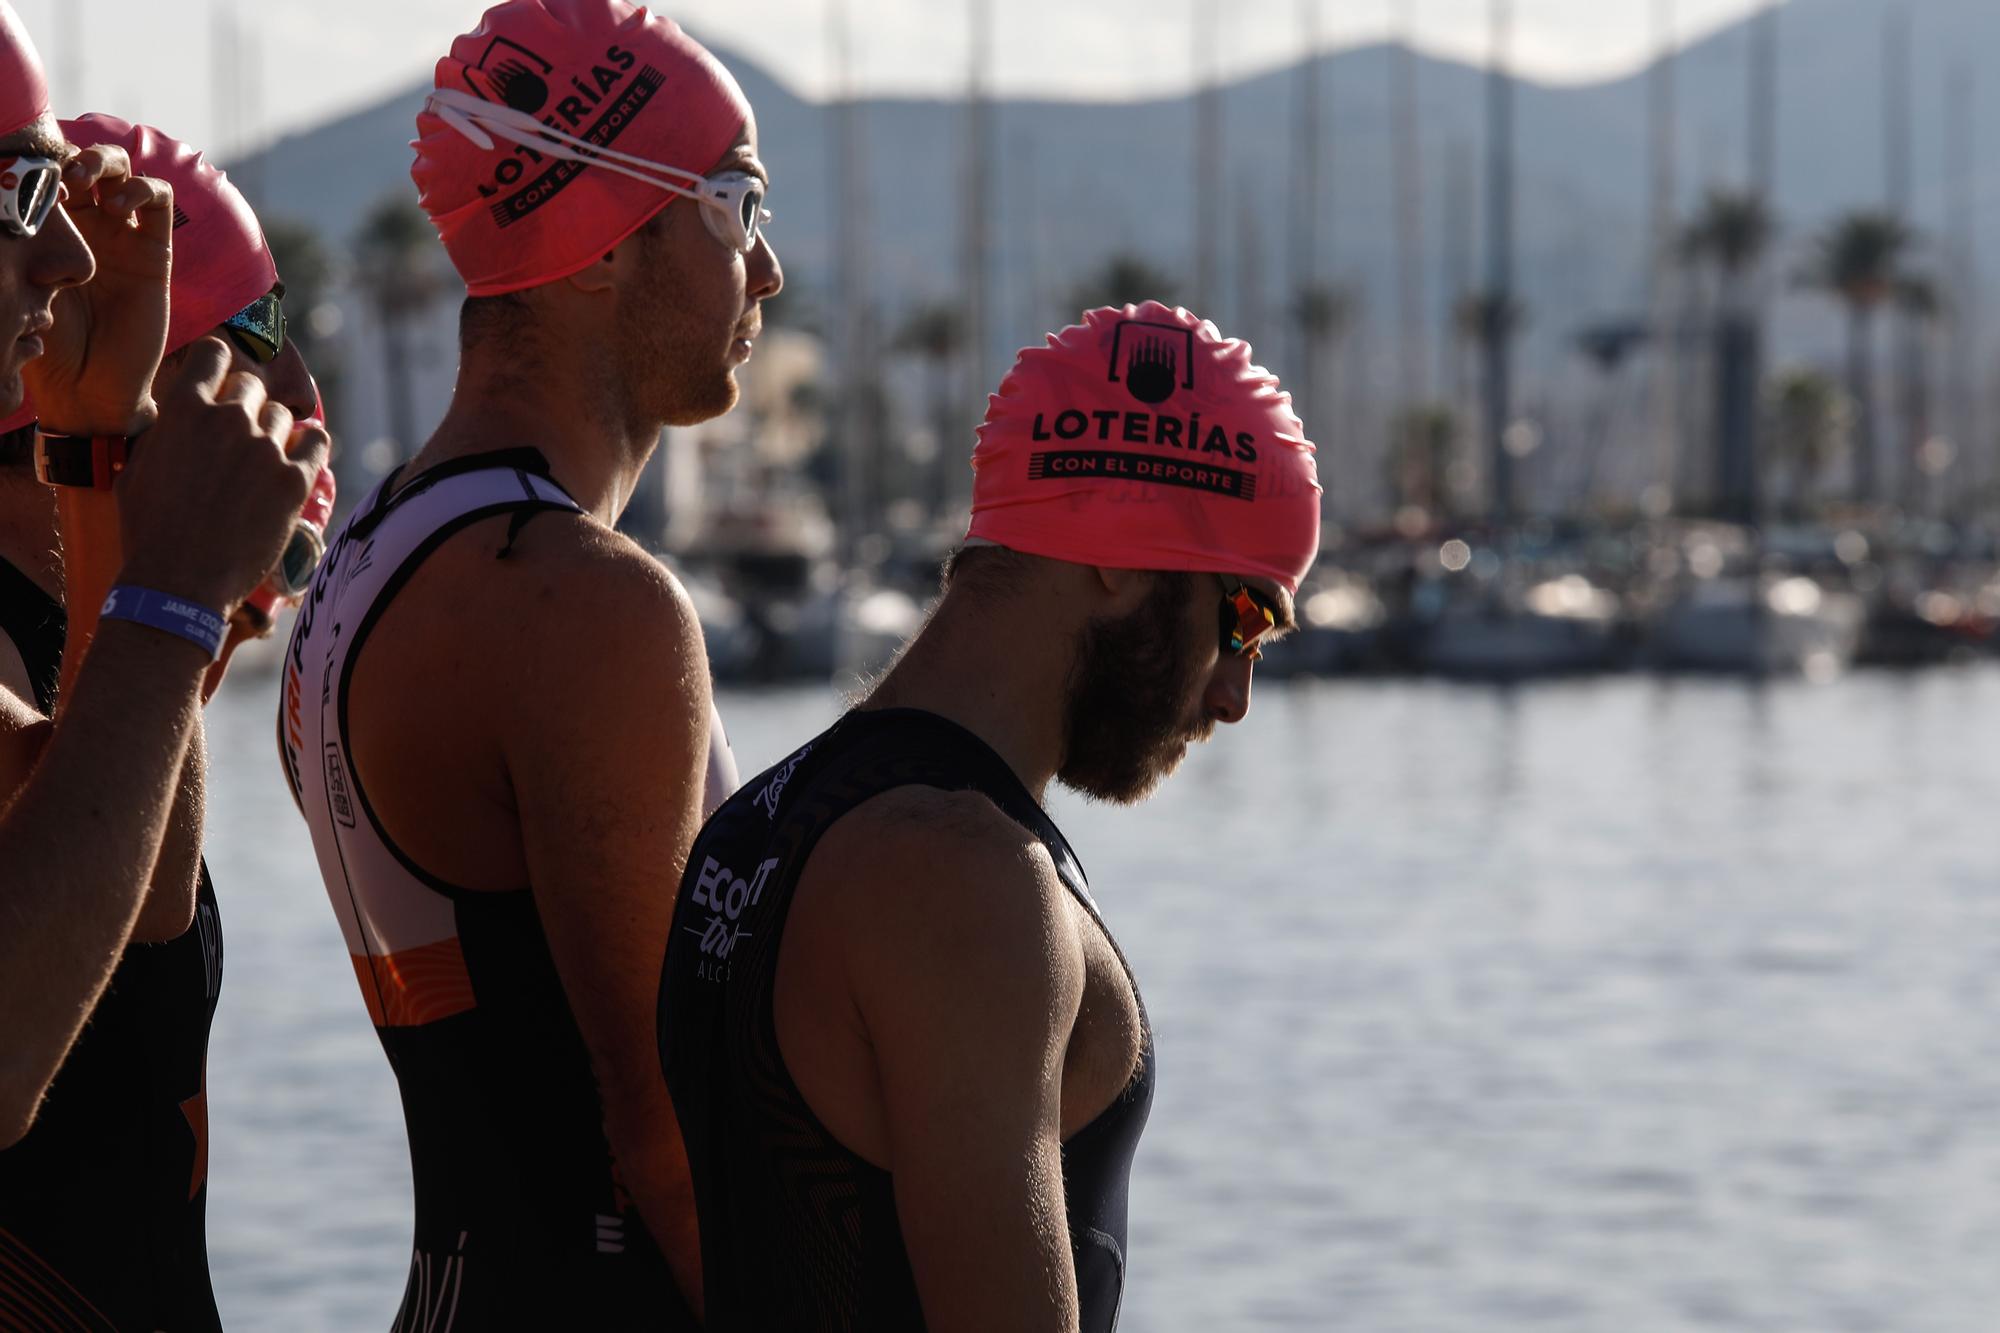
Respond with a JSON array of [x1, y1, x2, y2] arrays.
[[0, 109, 337, 1332], [659, 301, 1318, 1332], [283, 0, 780, 1326], [0, 5, 329, 1329]]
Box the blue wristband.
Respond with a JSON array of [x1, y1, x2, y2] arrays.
[[99, 585, 229, 660]]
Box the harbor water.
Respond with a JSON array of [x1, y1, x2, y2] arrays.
[[203, 668, 2000, 1331]]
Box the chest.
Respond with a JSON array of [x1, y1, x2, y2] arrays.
[[1058, 894, 1147, 1138]]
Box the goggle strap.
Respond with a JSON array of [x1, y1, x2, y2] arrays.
[[425, 90, 723, 200]]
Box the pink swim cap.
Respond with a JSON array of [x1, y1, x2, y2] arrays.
[[60, 115, 278, 355], [0, 1, 50, 138], [413, 0, 751, 297], [967, 302, 1322, 594]]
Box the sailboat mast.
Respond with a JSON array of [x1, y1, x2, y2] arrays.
[[1646, 0, 1680, 517], [1482, 0, 1515, 525], [959, 0, 993, 513], [1192, 1, 1222, 312], [1393, 0, 1428, 412], [1290, 0, 1320, 413]]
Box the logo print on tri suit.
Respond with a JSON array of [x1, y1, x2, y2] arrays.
[[684, 854, 781, 980], [752, 743, 813, 820]]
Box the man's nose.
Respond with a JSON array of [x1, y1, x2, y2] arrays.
[[262, 341, 319, 420], [747, 232, 783, 301], [27, 202, 95, 292], [1202, 655, 1253, 727]]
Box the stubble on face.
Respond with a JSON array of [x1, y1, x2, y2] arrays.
[[1057, 571, 1216, 805], [614, 209, 743, 428]]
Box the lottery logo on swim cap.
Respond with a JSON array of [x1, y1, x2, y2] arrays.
[[460, 41, 666, 232], [1107, 318, 1196, 406], [461, 38, 555, 115], [1021, 315, 1262, 502]]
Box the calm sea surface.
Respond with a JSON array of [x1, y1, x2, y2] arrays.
[[201, 668, 2000, 1332]]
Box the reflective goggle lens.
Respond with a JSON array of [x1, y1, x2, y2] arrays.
[[275, 520, 325, 596], [1220, 578, 1279, 661], [1, 158, 61, 238], [223, 292, 286, 364]]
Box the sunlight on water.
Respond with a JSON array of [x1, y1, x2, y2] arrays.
[[202, 667, 2000, 1331]]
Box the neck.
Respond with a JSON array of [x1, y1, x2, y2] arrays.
[[409, 342, 657, 525], [863, 586, 1077, 801], [0, 475, 62, 602]]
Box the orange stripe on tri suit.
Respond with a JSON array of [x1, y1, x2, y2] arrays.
[[0, 1227, 117, 1332], [181, 1082, 209, 1202], [350, 937, 479, 1028]]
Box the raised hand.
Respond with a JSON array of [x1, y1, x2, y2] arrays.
[[21, 143, 172, 436], [114, 338, 329, 615]]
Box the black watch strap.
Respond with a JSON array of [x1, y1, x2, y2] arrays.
[[34, 432, 132, 489]]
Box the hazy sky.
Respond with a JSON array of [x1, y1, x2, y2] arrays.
[[16, 0, 1774, 158]]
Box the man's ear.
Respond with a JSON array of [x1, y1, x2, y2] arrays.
[[1090, 564, 1151, 613], [563, 247, 621, 296]]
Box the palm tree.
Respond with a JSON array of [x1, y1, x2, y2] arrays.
[[263, 220, 341, 423], [1456, 289, 1525, 517], [1290, 281, 1353, 445], [1802, 211, 1913, 504], [1573, 318, 1649, 509], [1682, 189, 1776, 520], [1681, 189, 1775, 290], [1061, 254, 1181, 321], [1894, 273, 1946, 509], [892, 302, 967, 519], [354, 197, 448, 459], [1763, 368, 1850, 518], [1385, 405, 1456, 518]]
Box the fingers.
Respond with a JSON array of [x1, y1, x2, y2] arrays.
[[257, 396, 295, 448], [60, 144, 173, 243], [61, 144, 131, 197], [285, 423, 333, 483], [165, 337, 236, 403]]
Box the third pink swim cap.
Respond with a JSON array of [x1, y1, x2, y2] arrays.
[[413, 0, 752, 296], [968, 303, 1322, 593], [62, 115, 277, 355], [0, 1, 50, 138]]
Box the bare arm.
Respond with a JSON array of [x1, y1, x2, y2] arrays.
[[129, 721, 206, 943], [503, 532, 712, 1310], [818, 794, 1087, 1333], [0, 622, 207, 1144]]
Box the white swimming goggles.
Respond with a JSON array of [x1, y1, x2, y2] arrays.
[[0, 156, 63, 239], [423, 89, 771, 254]]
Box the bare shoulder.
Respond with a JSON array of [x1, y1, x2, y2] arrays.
[[442, 508, 704, 681], [804, 785, 1080, 1010]]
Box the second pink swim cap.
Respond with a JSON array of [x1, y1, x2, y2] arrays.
[[412, 0, 752, 297], [968, 302, 1323, 594]]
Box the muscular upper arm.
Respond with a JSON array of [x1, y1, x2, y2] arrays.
[[0, 635, 35, 712], [0, 684, 51, 801], [811, 790, 1085, 1333], [494, 524, 712, 1284], [502, 527, 710, 1056]]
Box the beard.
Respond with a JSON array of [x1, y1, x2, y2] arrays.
[[1057, 571, 1214, 805]]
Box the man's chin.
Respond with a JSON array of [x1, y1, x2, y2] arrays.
[[660, 371, 740, 428], [1059, 741, 1189, 806]]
